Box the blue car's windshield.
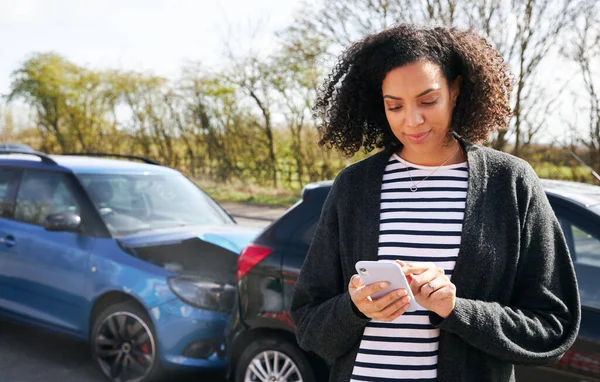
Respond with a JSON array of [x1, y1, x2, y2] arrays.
[[78, 173, 233, 236]]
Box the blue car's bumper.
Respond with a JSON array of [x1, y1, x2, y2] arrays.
[[150, 297, 229, 370]]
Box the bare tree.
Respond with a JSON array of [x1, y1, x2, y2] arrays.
[[422, 0, 460, 24], [228, 55, 279, 187], [508, 0, 580, 155], [431, 0, 582, 153], [171, 65, 212, 177], [289, 0, 583, 154], [564, 3, 600, 168], [0, 105, 5, 141], [221, 15, 281, 187], [288, 0, 420, 57], [269, 28, 328, 186]]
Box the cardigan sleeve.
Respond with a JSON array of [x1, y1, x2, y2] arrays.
[[430, 168, 581, 366], [290, 172, 370, 362]]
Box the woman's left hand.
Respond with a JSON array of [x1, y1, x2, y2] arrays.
[[395, 260, 456, 318]]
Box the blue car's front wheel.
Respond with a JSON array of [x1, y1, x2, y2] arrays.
[[91, 301, 164, 382]]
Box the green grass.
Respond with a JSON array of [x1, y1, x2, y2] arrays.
[[195, 178, 301, 208], [532, 163, 595, 183], [195, 162, 598, 207]]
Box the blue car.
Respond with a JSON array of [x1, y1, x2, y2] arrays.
[[0, 149, 259, 382]]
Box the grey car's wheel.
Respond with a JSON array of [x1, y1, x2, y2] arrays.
[[235, 338, 316, 382], [91, 301, 164, 382]]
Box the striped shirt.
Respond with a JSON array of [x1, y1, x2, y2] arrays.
[[350, 153, 468, 382]]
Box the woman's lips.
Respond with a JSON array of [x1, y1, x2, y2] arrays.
[[405, 130, 432, 144]]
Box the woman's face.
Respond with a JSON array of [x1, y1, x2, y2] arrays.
[[382, 60, 460, 161]]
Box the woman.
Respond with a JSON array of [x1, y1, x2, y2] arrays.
[[290, 24, 580, 382]]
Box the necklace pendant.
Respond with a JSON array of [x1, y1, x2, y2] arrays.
[[410, 185, 418, 192]]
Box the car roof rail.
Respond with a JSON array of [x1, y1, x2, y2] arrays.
[[0, 150, 58, 165], [61, 152, 161, 165], [0, 143, 36, 152]]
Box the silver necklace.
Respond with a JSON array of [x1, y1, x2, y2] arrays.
[[399, 145, 461, 192]]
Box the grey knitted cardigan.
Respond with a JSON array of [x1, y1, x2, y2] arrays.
[[290, 140, 581, 382]]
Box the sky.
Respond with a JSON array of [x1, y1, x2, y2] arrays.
[[0, 0, 303, 96], [0, 0, 593, 145]]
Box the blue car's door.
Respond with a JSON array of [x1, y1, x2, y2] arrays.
[[0, 167, 22, 310], [0, 169, 94, 336]]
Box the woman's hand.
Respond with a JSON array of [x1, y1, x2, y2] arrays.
[[397, 260, 456, 318], [348, 274, 411, 322]]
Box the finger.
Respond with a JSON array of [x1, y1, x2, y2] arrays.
[[393, 260, 414, 282], [402, 261, 437, 275], [354, 281, 389, 301], [372, 296, 410, 320], [424, 275, 451, 297], [411, 268, 444, 293], [372, 295, 411, 320], [429, 283, 456, 300], [373, 288, 408, 311], [380, 298, 412, 322], [349, 274, 364, 289], [352, 293, 383, 316]]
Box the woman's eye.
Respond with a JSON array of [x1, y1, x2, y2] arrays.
[[422, 99, 439, 105], [387, 106, 402, 111]]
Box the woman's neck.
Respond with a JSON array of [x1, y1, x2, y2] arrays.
[[398, 141, 466, 166]]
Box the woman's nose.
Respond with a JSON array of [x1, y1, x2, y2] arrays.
[[405, 108, 425, 128]]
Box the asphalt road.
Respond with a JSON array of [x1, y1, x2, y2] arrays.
[[219, 202, 288, 229], [0, 203, 287, 382], [0, 319, 225, 382]]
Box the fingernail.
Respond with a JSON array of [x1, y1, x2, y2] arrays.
[[380, 282, 388, 288], [397, 290, 406, 297], [403, 296, 411, 303]]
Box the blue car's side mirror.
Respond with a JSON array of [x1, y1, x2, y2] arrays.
[[43, 212, 82, 232]]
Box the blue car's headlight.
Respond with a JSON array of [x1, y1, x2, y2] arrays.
[[167, 276, 236, 312]]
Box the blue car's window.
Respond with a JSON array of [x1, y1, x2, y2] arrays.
[[14, 171, 80, 226], [0, 169, 19, 218], [78, 173, 233, 236]]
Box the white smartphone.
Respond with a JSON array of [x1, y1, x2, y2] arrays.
[[355, 260, 420, 312]]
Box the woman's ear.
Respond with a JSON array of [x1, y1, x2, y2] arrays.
[[451, 75, 463, 105]]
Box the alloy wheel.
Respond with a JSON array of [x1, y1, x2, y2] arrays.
[[94, 311, 156, 382], [244, 350, 303, 382]]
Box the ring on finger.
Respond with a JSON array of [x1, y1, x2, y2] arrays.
[[428, 280, 439, 290]]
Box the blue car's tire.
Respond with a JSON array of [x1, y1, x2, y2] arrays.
[[90, 301, 164, 382]]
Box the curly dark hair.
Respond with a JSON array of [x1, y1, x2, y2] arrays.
[[314, 24, 513, 157]]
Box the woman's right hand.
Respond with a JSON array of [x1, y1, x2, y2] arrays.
[[349, 274, 411, 322]]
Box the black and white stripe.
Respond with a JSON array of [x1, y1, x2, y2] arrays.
[[351, 154, 467, 382]]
